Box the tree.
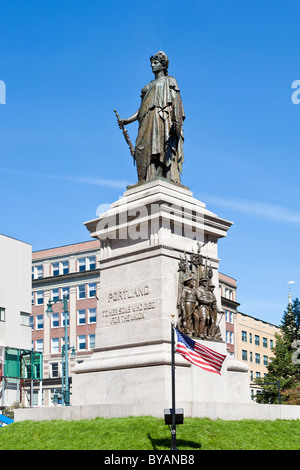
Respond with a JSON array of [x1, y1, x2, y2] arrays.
[[255, 298, 300, 404], [281, 298, 300, 341]]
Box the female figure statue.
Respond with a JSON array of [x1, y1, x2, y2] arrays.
[[120, 51, 185, 183]]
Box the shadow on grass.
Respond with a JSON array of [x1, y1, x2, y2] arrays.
[[147, 433, 201, 450]]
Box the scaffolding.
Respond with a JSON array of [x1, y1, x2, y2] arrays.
[[0, 346, 43, 408]]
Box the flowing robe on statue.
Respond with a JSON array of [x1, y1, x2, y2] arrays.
[[135, 75, 185, 183]]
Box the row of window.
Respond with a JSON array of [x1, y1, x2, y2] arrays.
[[242, 350, 269, 365], [33, 283, 97, 306], [32, 308, 96, 330], [250, 371, 267, 381], [34, 334, 95, 353], [32, 256, 97, 279], [241, 331, 274, 349]]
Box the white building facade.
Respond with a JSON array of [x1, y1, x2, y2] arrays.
[[0, 234, 32, 406], [0, 234, 32, 350]]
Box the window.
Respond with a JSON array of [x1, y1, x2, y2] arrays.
[[88, 283, 96, 298], [225, 287, 233, 300], [77, 309, 86, 325], [255, 353, 260, 364], [249, 333, 252, 343], [32, 265, 43, 279], [242, 350, 247, 361], [250, 351, 253, 362], [242, 331, 247, 342], [78, 284, 86, 299], [88, 256, 96, 270], [51, 363, 59, 378], [29, 316, 34, 329], [61, 260, 69, 274], [225, 310, 233, 323], [256, 372, 261, 379], [36, 291, 44, 305], [52, 261, 69, 276], [226, 331, 233, 344], [52, 288, 60, 301], [20, 311, 31, 327], [52, 262, 60, 276], [78, 335, 86, 350], [36, 315, 44, 330], [51, 338, 60, 353], [88, 334, 95, 349], [78, 256, 96, 272], [255, 335, 260, 346], [0, 307, 5, 322], [51, 312, 60, 328], [263, 337, 268, 348], [263, 355, 268, 366], [88, 308, 96, 324], [78, 258, 86, 272], [35, 339, 43, 352], [270, 340, 274, 349]]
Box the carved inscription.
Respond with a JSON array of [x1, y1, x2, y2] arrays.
[[102, 285, 154, 325], [108, 285, 149, 302]]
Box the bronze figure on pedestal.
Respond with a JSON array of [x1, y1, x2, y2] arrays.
[[115, 51, 185, 184], [177, 245, 223, 341]]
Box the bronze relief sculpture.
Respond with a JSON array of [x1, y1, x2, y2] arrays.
[[116, 51, 185, 184], [177, 245, 223, 341]]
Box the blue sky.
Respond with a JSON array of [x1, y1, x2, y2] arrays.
[[0, 0, 299, 325]]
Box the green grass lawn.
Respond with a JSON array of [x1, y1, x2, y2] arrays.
[[0, 416, 299, 450]]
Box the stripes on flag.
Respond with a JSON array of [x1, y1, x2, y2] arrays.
[[175, 328, 226, 375]]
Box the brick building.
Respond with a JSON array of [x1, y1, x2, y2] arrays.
[[31, 240, 100, 405], [219, 272, 240, 356]]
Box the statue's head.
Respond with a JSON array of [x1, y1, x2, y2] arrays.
[[199, 278, 208, 287], [150, 51, 169, 75], [184, 276, 196, 288]]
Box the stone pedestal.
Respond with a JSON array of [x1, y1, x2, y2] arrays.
[[72, 179, 250, 416]]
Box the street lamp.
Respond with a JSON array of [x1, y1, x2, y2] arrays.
[[46, 294, 75, 406]]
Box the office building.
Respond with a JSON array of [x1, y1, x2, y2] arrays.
[[31, 240, 100, 405]]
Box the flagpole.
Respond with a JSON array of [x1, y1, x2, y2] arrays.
[[170, 315, 177, 450]]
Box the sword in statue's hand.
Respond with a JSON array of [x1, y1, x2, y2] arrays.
[[114, 109, 136, 166]]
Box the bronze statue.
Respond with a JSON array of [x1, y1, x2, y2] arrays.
[[196, 276, 211, 339], [117, 51, 185, 183], [177, 247, 223, 341], [179, 277, 197, 335]]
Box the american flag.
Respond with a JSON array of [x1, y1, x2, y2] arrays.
[[175, 328, 226, 375]]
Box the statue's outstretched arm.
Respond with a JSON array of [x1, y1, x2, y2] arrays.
[[120, 110, 139, 126]]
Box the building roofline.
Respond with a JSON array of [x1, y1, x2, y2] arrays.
[[33, 239, 99, 254], [238, 310, 280, 328], [0, 233, 32, 247], [218, 271, 237, 282]]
